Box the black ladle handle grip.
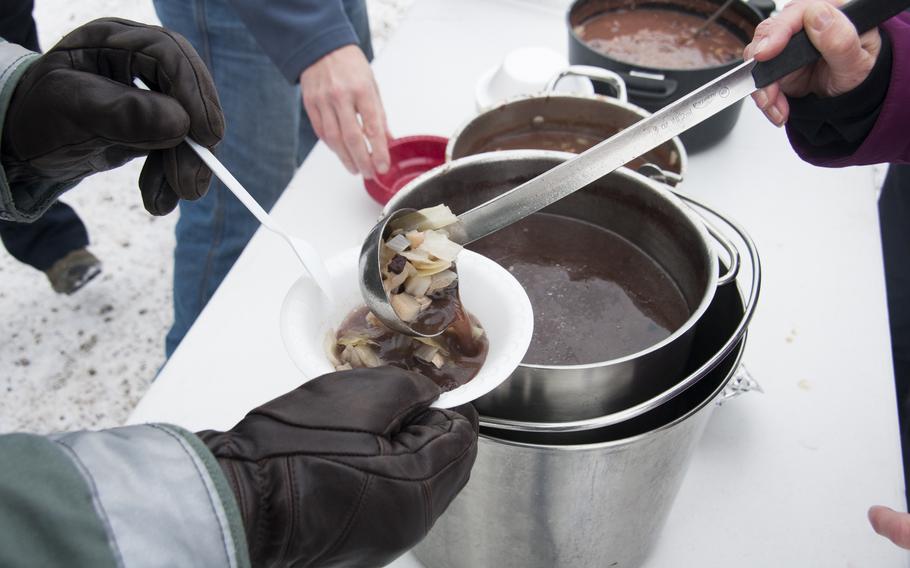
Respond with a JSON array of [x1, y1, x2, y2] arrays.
[[751, 0, 910, 89]]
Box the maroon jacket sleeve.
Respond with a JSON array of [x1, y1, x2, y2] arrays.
[[786, 14, 910, 167]]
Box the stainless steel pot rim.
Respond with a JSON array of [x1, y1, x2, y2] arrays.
[[445, 91, 689, 179], [389, 149, 719, 371], [478, 195, 761, 433], [478, 334, 746, 451]]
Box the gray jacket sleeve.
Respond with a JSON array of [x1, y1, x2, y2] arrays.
[[0, 40, 46, 223], [227, 0, 372, 84], [0, 424, 250, 567]]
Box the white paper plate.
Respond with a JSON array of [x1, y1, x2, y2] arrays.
[[279, 247, 533, 408]]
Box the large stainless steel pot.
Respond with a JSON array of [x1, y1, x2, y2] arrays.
[[413, 271, 756, 568], [385, 151, 738, 422], [447, 67, 687, 185]]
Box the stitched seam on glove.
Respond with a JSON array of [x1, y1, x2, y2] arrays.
[[58, 18, 222, 140], [316, 437, 476, 483], [11, 71, 186, 160], [421, 481, 431, 536], [274, 457, 296, 565], [248, 397, 438, 436], [309, 473, 372, 567]]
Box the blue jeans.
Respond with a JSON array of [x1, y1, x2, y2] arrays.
[[153, 0, 372, 357]]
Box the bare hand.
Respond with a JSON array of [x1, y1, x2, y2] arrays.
[[300, 44, 391, 178], [869, 506, 910, 549], [742, 0, 881, 126]]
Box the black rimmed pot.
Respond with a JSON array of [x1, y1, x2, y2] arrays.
[[567, 0, 771, 152]]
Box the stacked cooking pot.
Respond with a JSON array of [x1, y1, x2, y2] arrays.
[[384, 46, 761, 564], [384, 149, 760, 566]]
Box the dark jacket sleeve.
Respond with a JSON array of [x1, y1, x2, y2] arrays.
[[227, 0, 371, 84], [785, 14, 910, 167]]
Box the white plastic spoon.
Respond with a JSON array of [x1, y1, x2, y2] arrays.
[[133, 78, 334, 301]]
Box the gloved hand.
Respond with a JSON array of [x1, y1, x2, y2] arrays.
[[197, 367, 479, 568], [1, 18, 224, 215]]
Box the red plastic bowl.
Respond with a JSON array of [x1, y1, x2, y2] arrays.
[[364, 135, 448, 205]]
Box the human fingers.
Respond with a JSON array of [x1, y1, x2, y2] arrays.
[[869, 506, 910, 549], [801, 1, 880, 95], [315, 100, 358, 174], [357, 83, 391, 175], [744, 0, 836, 61], [336, 97, 376, 178]]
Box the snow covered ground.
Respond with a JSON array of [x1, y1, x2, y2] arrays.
[[0, 0, 414, 434]]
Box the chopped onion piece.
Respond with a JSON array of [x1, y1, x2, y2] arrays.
[[420, 230, 462, 262], [415, 295, 432, 310], [415, 336, 449, 356], [336, 362, 353, 371], [406, 230, 425, 249], [393, 204, 459, 232], [384, 262, 413, 292], [325, 331, 344, 367], [342, 344, 363, 367], [385, 233, 411, 253], [413, 258, 453, 277], [365, 311, 382, 327], [471, 324, 485, 340], [354, 344, 382, 368], [337, 334, 378, 347], [399, 248, 432, 264], [414, 343, 439, 363], [390, 293, 421, 322], [404, 275, 432, 297], [430, 352, 446, 369], [428, 270, 457, 292]]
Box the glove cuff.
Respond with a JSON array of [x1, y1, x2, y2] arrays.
[[0, 41, 48, 223], [197, 430, 274, 567]]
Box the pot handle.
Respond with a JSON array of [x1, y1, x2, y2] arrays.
[[636, 162, 683, 187], [617, 70, 679, 101], [716, 364, 763, 405], [546, 65, 628, 103], [671, 189, 741, 286]]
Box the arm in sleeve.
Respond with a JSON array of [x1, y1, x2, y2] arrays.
[[785, 14, 910, 167], [0, 39, 49, 223], [0, 424, 250, 567], [227, 0, 370, 84]]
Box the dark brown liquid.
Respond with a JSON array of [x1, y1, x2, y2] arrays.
[[476, 130, 606, 154], [472, 128, 663, 170], [412, 278, 460, 336], [577, 9, 745, 69], [335, 306, 489, 391], [469, 213, 689, 365]]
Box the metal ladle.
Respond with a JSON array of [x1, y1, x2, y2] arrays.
[[360, 0, 899, 338]]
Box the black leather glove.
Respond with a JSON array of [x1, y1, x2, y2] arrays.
[[1, 18, 224, 216], [197, 367, 479, 568]]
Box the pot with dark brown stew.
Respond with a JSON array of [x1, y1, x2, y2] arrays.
[[567, 0, 765, 152], [471, 213, 689, 366], [447, 71, 687, 185], [386, 150, 725, 422]]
